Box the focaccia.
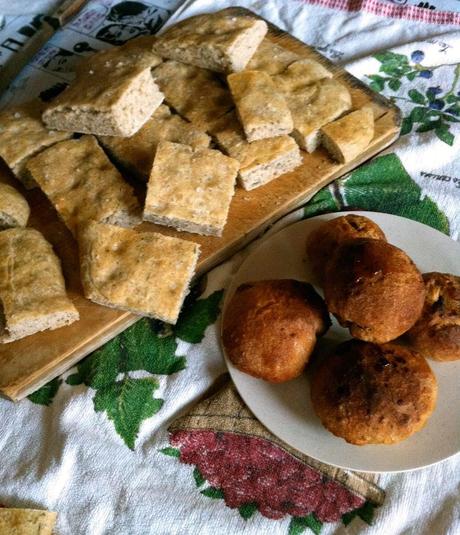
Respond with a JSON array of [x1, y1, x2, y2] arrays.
[[212, 112, 302, 190], [288, 78, 352, 152], [0, 100, 72, 188], [0, 228, 79, 343], [42, 37, 164, 137], [79, 221, 200, 324], [25, 135, 140, 236], [98, 104, 210, 181], [227, 70, 293, 141], [152, 60, 233, 131], [153, 12, 267, 73], [321, 106, 375, 163], [273, 58, 332, 93], [245, 39, 300, 75], [0, 508, 57, 535], [144, 141, 239, 236], [0, 183, 30, 229]]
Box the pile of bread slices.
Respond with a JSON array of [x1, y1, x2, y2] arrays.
[[0, 10, 375, 344], [223, 215, 460, 445]]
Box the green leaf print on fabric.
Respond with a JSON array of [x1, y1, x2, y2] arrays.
[[288, 514, 323, 535], [366, 51, 460, 145], [174, 290, 224, 343], [29, 283, 225, 450], [27, 378, 62, 406], [159, 447, 181, 458], [303, 154, 450, 235], [342, 501, 375, 526], [238, 503, 258, 520], [201, 487, 225, 499], [93, 377, 163, 450], [193, 467, 206, 487]]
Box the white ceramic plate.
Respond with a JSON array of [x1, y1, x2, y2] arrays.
[[221, 211, 460, 473]]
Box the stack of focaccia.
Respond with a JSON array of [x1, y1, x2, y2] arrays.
[[0, 10, 376, 343]]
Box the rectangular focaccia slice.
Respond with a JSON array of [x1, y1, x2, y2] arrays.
[[42, 37, 164, 137], [79, 221, 200, 324], [273, 59, 333, 94], [0, 100, 72, 188], [0, 508, 57, 535], [25, 135, 141, 237], [245, 39, 300, 75], [98, 104, 210, 181], [321, 107, 375, 163], [144, 141, 239, 236], [0, 183, 30, 229], [153, 11, 267, 73], [227, 70, 293, 142], [152, 60, 233, 131], [212, 112, 302, 190], [288, 78, 352, 152], [0, 228, 79, 343]]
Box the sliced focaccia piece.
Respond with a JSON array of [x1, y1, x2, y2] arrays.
[[245, 39, 300, 75], [144, 141, 239, 236], [321, 107, 375, 163], [153, 11, 267, 73], [0, 100, 72, 188], [273, 58, 332, 93], [42, 37, 163, 137], [212, 112, 301, 190], [227, 70, 293, 142], [152, 60, 233, 131], [25, 135, 140, 237], [0, 183, 30, 229], [98, 104, 210, 181], [0, 508, 57, 535], [0, 228, 79, 343], [288, 78, 352, 152], [79, 221, 200, 324]]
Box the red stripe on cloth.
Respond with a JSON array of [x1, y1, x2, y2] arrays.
[[301, 0, 460, 25]]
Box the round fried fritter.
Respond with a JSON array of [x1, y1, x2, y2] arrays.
[[222, 280, 330, 383], [324, 238, 425, 343], [310, 340, 437, 445], [306, 215, 386, 283], [406, 272, 460, 361]]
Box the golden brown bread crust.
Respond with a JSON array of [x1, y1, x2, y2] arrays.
[[324, 238, 425, 343], [406, 272, 460, 361], [311, 340, 437, 445], [222, 280, 330, 382], [306, 215, 386, 282]]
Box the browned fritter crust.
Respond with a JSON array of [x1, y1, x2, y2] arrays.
[[324, 238, 425, 343], [306, 215, 386, 283], [310, 340, 437, 445], [222, 280, 330, 382], [406, 272, 460, 361]]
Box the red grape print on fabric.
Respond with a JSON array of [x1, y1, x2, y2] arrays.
[[169, 430, 369, 528]]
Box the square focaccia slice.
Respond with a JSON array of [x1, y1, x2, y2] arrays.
[[321, 106, 375, 163], [288, 78, 352, 152], [212, 112, 301, 190], [0, 100, 72, 188], [153, 11, 267, 73], [42, 37, 164, 137], [0, 228, 79, 343], [25, 135, 141, 237], [227, 70, 293, 142], [98, 104, 210, 181], [79, 221, 200, 324], [152, 60, 234, 132], [144, 141, 239, 236]]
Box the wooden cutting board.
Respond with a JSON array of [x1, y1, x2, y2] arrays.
[[0, 7, 401, 401]]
